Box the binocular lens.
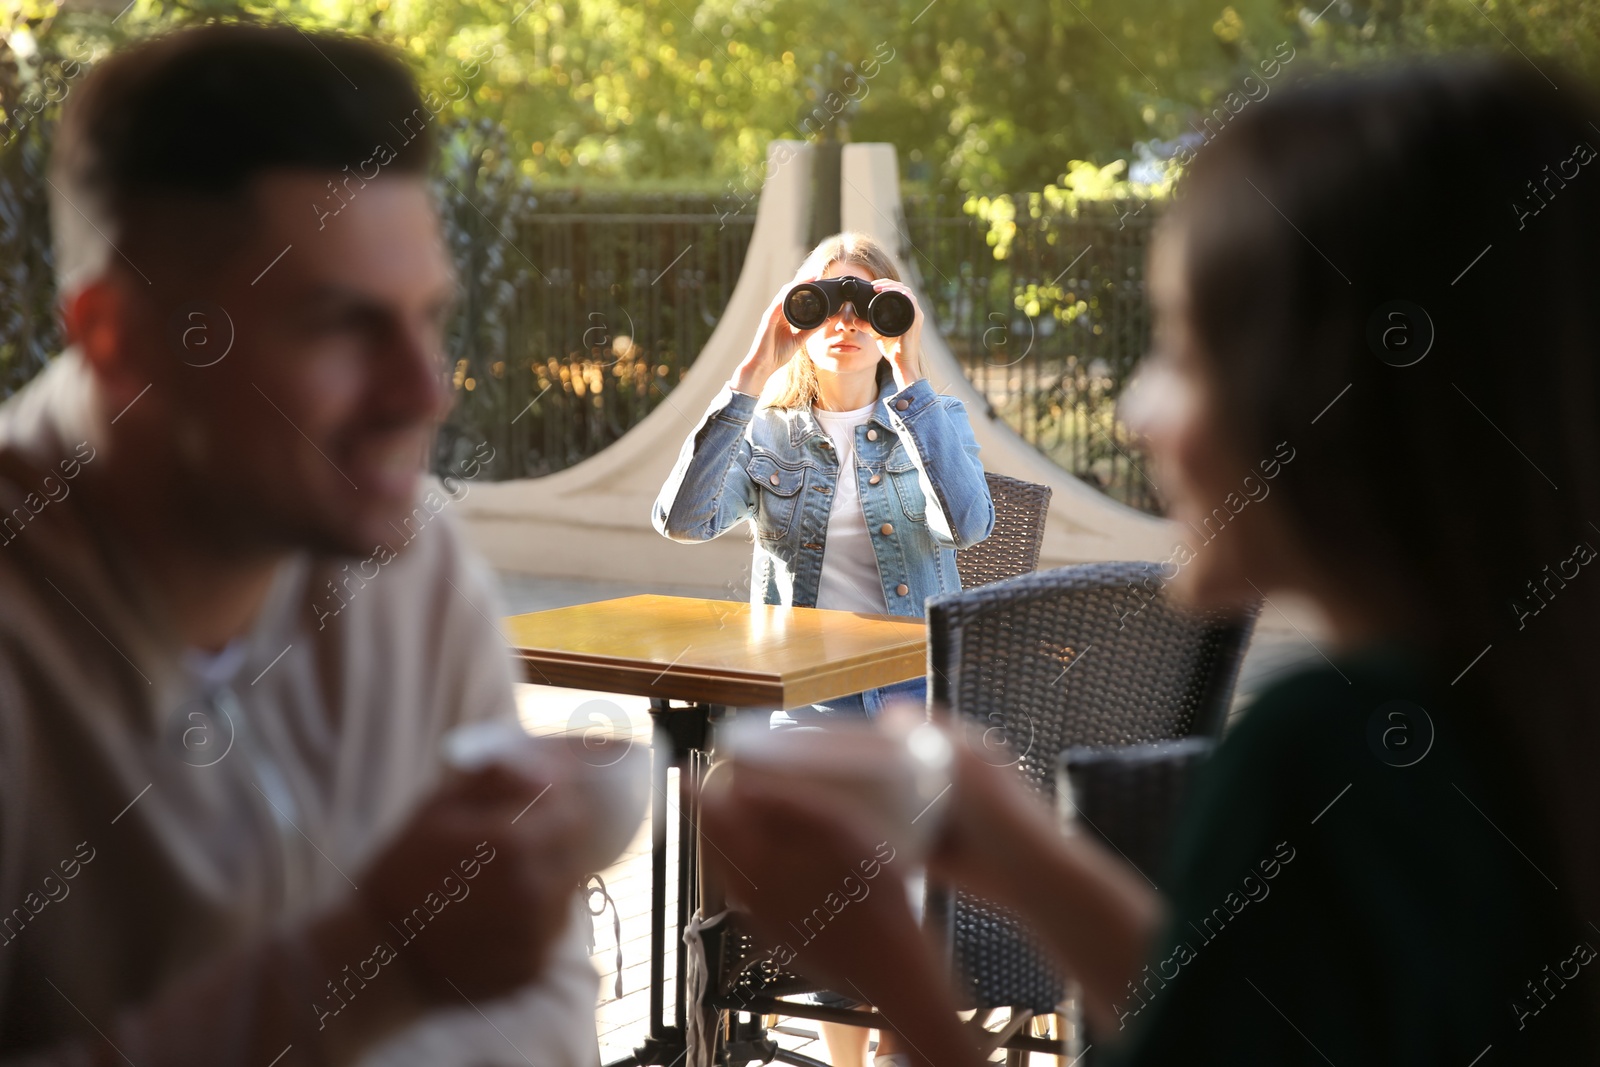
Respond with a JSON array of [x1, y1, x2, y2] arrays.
[[782, 279, 915, 337], [869, 292, 915, 337], [786, 288, 828, 329]]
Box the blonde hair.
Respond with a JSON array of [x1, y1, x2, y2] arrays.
[[762, 232, 903, 410]]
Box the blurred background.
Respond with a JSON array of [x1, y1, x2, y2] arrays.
[[6, 0, 1592, 516], [3, 2, 1590, 1060]]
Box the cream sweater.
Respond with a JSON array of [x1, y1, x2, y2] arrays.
[[0, 352, 598, 1066]]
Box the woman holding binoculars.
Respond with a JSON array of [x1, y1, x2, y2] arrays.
[[655, 231, 992, 1065], [652, 231, 995, 723]]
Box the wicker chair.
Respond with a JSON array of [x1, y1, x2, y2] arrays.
[[956, 472, 1052, 590], [1056, 738, 1217, 1063], [1059, 737, 1217, 893], [693, 472, 1054, 1065], [924, 561, 1256, 1027], [700, 471, 1050, 989]]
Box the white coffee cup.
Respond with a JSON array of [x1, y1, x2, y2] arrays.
[[709, 715, 954, 865], [441, 718, 650, 874]]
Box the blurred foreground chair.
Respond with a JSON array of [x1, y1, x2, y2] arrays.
[[924, 561, 1257, 1063], [1055, 737, 1218, 1062], [1059, 736, 1217, 892]]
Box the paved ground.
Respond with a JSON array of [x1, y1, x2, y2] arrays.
[[498, 572, 1323, 1065], [515, 681, 840, 1066], [512, 682, 676, 1065]]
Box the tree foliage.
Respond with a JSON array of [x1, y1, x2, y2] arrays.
[[4, 0, 1596, 196]]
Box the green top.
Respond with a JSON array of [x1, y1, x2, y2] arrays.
[[1112, 641, 1595, 1065]]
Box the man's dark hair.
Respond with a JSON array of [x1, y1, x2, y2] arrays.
[[50, 23, 434, 288]]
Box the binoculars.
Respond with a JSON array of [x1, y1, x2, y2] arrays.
[[783, 277, 915, 337]]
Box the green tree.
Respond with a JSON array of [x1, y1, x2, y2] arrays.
[[5, 0, 1597, 195]]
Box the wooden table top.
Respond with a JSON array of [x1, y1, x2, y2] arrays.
[[504, 594, 926, 708]]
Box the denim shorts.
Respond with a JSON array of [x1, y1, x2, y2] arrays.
[[768, 676, 927, 729]]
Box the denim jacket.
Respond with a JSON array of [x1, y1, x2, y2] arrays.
[[652, 374, 994, 618]]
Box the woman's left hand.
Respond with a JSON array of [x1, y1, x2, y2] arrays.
[[871, 279, 926, 391]]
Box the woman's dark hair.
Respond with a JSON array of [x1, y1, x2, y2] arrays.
[[1173, 56, 1600, 933]]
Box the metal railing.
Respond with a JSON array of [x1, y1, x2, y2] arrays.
[[433, 175, 758, 481], [0, 115, 1159, 513], [0, 113, 57, 402], [902, 193, 1162, 514], [430, 122, 759, 481]]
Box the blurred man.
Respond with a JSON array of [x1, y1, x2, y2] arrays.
[[0, 24, 600, 1066]]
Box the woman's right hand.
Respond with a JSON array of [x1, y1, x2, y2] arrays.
[[731, 284, 811, 396], [930, 726, 1164, 1032]]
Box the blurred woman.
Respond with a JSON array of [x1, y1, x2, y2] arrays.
[[701, 58, 1600, 1065], [653, 232, 993, 723]]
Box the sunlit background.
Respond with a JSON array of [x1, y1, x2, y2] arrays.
[[2, 0, 1591, 512], [3, 4, 1591, 1061]]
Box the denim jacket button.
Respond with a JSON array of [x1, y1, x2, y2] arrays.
[[896, 583, 909, 596], [866, 429, 878, 441], [769, 473, 781, 486], [868, 474, 881, 485], [879, 523, 894, 535], [895, 398, 910, 411]]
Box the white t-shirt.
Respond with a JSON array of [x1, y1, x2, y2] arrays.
[[812, 403, 892, 615]]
